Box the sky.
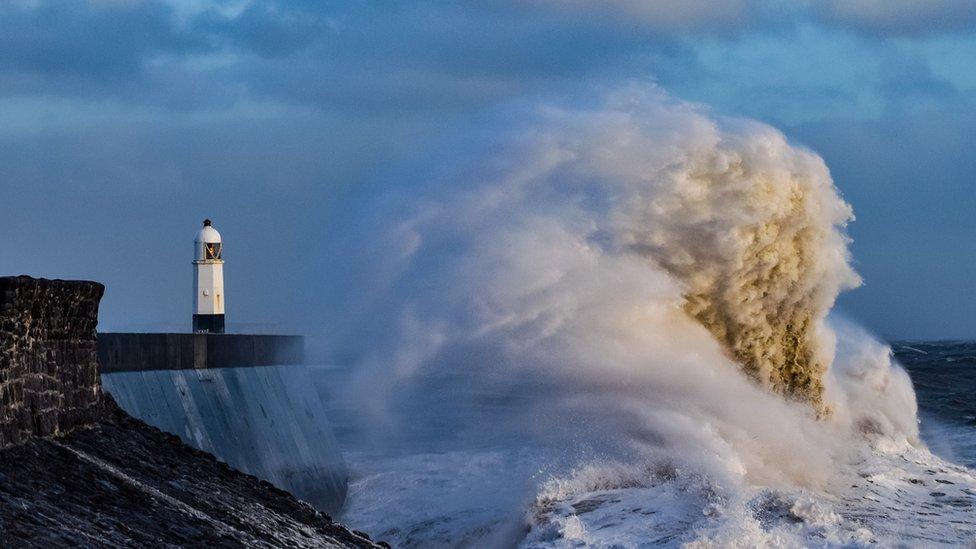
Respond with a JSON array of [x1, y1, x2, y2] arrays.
[[1, 0, 975, 340]]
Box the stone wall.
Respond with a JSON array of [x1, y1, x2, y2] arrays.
[[0, 276, 104, 446]]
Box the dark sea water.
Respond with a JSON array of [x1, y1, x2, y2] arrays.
[[893, 341, 976, 468], [317, 342, 976, 547]]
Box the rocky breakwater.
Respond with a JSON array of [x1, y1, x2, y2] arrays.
[[0, 276, 381, 548]]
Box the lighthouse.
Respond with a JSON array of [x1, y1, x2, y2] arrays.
[[193, 219, 225, 333]]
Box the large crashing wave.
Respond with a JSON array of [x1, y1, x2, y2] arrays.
[[366, 84, 870, 413], [523, 88, 863, 411], [343, 84, 948, 545], [627, 121, 861, 411]]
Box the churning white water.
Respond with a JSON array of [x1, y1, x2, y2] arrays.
[[320, 85, 976, 547]]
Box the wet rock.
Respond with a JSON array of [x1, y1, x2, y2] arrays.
[[0, 399, 379, 547]]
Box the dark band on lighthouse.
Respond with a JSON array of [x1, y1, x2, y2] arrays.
[[193, 314, 225, 333]]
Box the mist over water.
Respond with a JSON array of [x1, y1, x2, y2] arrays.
[[324, 85, 972, 546]]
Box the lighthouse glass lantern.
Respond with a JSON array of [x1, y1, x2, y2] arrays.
[[193, 219, 225, 333]]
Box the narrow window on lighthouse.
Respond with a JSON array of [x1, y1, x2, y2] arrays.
[[206, 243, 222, 260]]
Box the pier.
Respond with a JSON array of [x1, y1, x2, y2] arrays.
[[97, 333, 304, 373]]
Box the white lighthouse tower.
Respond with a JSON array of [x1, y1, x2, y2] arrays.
[[193, 219, 225, 333]]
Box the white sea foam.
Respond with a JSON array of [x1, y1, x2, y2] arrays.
[[332, 84, 976, 547]]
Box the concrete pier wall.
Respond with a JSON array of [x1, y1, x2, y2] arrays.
[[97, 333, 304, 373], [101, 364, 348, 513], [97, 332, 348, 513]]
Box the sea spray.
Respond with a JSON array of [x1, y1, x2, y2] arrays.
[[604, 110, 863, 410], [366, 84, 860, 409], [334, 83, 944, 546]]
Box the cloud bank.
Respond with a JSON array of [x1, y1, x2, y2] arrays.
[[3, 0, 976, 339]]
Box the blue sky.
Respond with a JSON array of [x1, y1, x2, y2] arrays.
[[2, 0, 975, 340]]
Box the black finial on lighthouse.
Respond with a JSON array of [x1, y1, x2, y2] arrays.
[[203, 219, 212, 227]]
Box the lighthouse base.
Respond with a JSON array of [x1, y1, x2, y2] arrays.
[[193, 314, 225, 334]]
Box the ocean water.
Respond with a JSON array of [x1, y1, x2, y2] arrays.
[[893, 343, 976, 470], [315, 343, 976, 547]]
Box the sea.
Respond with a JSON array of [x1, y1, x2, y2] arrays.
[[893, 342, 976, 470], [315, 342, 976, 548]]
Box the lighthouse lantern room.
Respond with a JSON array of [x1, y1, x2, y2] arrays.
[[193, 219, 225, 333]]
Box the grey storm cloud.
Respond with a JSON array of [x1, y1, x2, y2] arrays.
[[519, 0, 762, 31], [3, 0, 976, 339], [3, 0, 970, 111], [816, 0, 976, 36], [0, 0, 700, 109], [0, 1, 202, 86]]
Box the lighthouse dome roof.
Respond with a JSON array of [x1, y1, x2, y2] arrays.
[[195, 219, 222, 243]]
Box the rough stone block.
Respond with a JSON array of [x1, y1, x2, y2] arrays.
[[0, 276, 105, 447]]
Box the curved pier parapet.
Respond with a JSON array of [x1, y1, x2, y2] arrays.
[[97, 333, 348, 514]]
